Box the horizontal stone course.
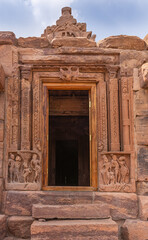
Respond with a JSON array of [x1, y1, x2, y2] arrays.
[[32, 203, 110, 219], [31, 219, 118, 240], [7, 216, 33, 239], [139, 196, 148, 220], [0, 215, 7, 240], [5, 191, 138, 221], [94, 192, 138, 220], [121, 219, 148, 240]]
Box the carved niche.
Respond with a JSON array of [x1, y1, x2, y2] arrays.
[[7, 151, 41, 186], [99, 152, 135, 192]]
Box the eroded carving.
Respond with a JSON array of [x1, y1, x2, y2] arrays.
[[99, 153, 130, 191], [60, 66, 79, 81], [8, 152, 41, 184], [42, 7, 96, 42]]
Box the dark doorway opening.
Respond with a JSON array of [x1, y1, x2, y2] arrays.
[[48, 90, 90, 187], [56, 140, 78, 186]]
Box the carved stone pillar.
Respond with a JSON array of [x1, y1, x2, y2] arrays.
[[21, 67, 31, 150], [108, 66, 120, 151], [120, 76, 133, 151], [97, 79, 108, 152]]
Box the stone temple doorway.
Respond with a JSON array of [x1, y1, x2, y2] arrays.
[[48, 90, 90, 187], [42, 83, 97, 191]]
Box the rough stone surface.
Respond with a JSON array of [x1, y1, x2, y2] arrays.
[[144, 33, 148, 44], [137, 146, 148, 181], [97, 35, 147, 50], [51, 37, 96, 48], [0, 32, 17, 45], [7, 216, 33, 238], [94, 193, 138, 220], [121, 219, 148, 240], [0, 215, 7, 240], [0, 64, 5, 91], [31, 219, 118, 240], [0, 120, 4, 142], [139, 196, 148, 220], [137, 181, 148, 195], [32, 203, 110, 219], [0, 178, 3, 210], [5, 191, 93, 216], [18, 37, 50, 48], [140, 63, 148, 88]]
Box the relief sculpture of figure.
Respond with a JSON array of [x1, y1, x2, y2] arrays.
[[14, 155, 22, 182], [101, 155, 111, 185], [8, 153, 15, 182], [31, 154, 41, 183], [118, 156, 129, 183], [23, 161, 32, 183], [110, 155, 120, 184]]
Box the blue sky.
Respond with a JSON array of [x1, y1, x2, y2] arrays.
[[0, 0, 148, 42]]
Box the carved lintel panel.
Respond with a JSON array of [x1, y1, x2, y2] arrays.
[[97, 80, 107, 152], [7, 150, 41, 190], [21, 78, 31, 150], [109, 77, 120, 151], [99, 152, 135, 192]]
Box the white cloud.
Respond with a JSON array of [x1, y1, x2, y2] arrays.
[[29, 0, 75, 28]]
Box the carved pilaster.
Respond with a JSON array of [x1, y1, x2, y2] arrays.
[[21, 78, 31, 150], [97, 80, 107, 152], [108, 67, 120, 151], [32, 73, 41, 151], [20, 67, 32, 150]]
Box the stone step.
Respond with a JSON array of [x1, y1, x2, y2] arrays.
[[0, 214, 7, 239], [31, 219, 118, 240], [32, 203, 110, 219]]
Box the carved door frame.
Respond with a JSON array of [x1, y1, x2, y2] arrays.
[[42, 82, 97, 191]]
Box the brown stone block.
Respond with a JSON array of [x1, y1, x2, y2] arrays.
[[8, 216, 33, 238], [139, 196, 148, 220], [136, 116, 148, 146], [0, 215, 7, 240], [31, 219, 118, 240], [94, 192, 138, 220], [0, 178, 3, 211], [18, 37, 50, 48], [0, 32, 17, 45], [32, 203, 110, 220], [97, 35, 147, 50], [134, 89, 148, 116], [0, 65, 5, 91], [0, 93, 4, 119], [0, 45, 13, 76], [121, 219, 148, 240], [51, 37, 96, 48], [137, 146, 148, 181], [137, 181, 148, 195], [5, 191, 93, 216], [0, 120, 4, 142]]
